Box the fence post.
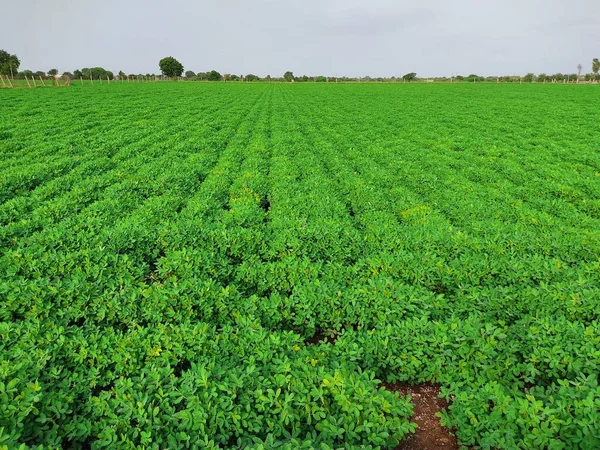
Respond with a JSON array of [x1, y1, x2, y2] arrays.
[[40, 76, 46, 87], [6, 76, 13, 88], [0, 75, 6, 88], [25, 76, 32, 88], [32, 76, 37, 87]]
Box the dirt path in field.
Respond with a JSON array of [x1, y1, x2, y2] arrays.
[[382, 383, 459, 450]]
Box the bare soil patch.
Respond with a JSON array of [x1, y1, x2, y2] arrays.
[[382, 382, 459, 450], [305, 329, 338, 345]]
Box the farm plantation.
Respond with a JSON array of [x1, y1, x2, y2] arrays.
[[1, 82, 599, 449]]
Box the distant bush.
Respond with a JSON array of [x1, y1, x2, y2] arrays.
[[465, 74, 484, 82]]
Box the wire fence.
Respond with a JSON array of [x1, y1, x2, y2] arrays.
[[0, 74, 190, 88], [1, 74, 599, 89]]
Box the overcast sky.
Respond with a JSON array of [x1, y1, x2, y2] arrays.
[[3, 0, 599, 77]]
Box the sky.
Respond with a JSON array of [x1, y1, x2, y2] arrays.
[[2, 0, 600, 77]]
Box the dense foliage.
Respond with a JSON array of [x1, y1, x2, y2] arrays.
[[206, 70, 223, 81], [73, 67, 115, 80], [0, 49, 20, 76], [1, 82, 599, 448], [159, 57, 184, 78]]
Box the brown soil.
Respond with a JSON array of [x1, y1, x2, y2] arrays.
[[382, 382, 459, 450], [305, 330, 338, 345]]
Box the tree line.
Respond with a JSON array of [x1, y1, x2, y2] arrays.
[[2, 50, 600, 83]]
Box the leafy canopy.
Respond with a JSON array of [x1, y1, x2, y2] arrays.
[[76, 67, 114, 80], [159, 56, 184, 77], [206, 70, 222, 81], [593, 58, 600, 76], [0, 49, 20, 75]]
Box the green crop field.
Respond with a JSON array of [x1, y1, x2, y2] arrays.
[[1, 82, 599, 449]]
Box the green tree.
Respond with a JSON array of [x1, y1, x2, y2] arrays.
[[402, 72, 417, 81], [48, 69, 58, 76], [245, 74, 260, 81], [185, 70, 196, 78], [118, 70, 126, 78], [283, 71, 294, 82], [159, 56, 184, 77], [206, 70, 222, 81], [79, 67, 113, 80], [523, 73, 535, 82], [465, 74, 483, 82], [592, 58, 599, 78], [0, 50, 20, 76]]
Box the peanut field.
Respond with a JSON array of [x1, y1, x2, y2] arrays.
[[1, 82, 599, 449]]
